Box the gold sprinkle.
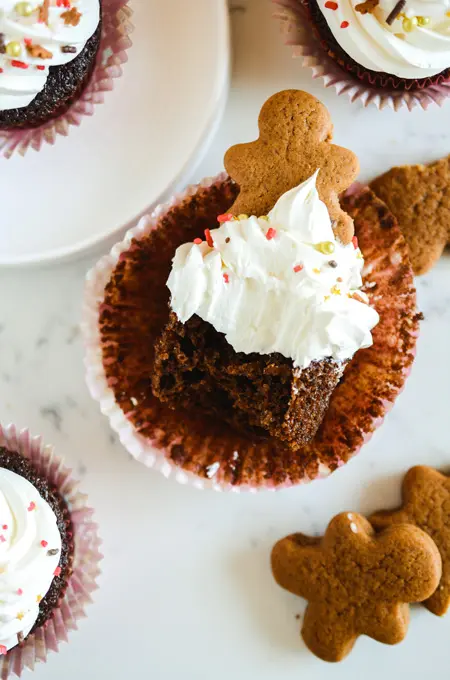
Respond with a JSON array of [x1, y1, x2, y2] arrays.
[[313, 268, 321, 274], [16, 612, 24, 621], [259, 215, 269, 221], [324, 295, 330, 301], [36, 594, 42, 603], [417, 15, 430, 25], [331, 285, 341, 295], [238, 214, 249, 221], [394, 32, 406, 39]]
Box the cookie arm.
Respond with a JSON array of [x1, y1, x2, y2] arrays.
[[271, 535, 322, 599]]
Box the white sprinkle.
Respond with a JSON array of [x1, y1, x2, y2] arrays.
[[390, 252, 402, 266], [130, 397, 138, 406], [350, 522, 358, 534], [347, 513, 353, 520], [206, 462, 220, 479], [232, 451, 239, 461], [440, 585, 444, 590], [364, 281, 377, 289]]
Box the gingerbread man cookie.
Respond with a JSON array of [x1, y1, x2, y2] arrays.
[[371, 156, 450, 275], [371, 466, 450, 617], [271, 512, 441, 662], [224, 90, 359, 244]]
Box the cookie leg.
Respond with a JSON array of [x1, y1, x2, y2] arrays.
[[301, 602, 357, 662], [357, 602, 409, 645]]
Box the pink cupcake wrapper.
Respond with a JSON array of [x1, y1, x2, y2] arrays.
[[82, 174, 418, 493], [0, 0, 133, 159], [0, 424, 102, 678], [272, 0, 450, 111]]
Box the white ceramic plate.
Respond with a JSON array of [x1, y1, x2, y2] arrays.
[[0, 0, 230, 266]]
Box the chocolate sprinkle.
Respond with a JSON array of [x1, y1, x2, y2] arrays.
[[386, 0, 406, 25], [17, 632, 24, 646], [225, 237, 231, 243], [328, 260, 338, 268], [47, 548, 59, 556], [0, 33, 5, 54], [61, 45, 77, 54]]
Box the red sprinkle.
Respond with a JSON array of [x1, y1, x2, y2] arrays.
[[293, 264, 304, 273], [57, 0, 71, 6], [11, 61, 28, 69], [193, 238, 202, 245], [266, 227, 277, 241], [28, 502, 36, 512], [54, 567, 62, 577], [36, 65, 45, 71], [341, 20, 349, 27], [0, 536, 5, 544], [2, 525, 7, 531], [17, 589, 23, 596], [352, 236, 359, 249], [40, 540, 48, 548], [223, 273, 230, 284], [217, 213, 233, 224], [204, 229, 214, 248], [0, 69, 3, 74], [0, 646, 6, 656], [24, 38, 32, 46], [325, 1, 338, 8]]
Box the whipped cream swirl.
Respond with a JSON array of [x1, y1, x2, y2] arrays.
[[0, 467, 62, 651], [168, 172, 379, 369], [0, 0, 100, 111], [319, 0, 450, 79]]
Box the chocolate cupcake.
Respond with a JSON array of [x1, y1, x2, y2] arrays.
[[0, 0, 101, 130], [0, 448, 72, 653], [0, 424, 101, 677], [303, 0, 450, 91], [83, 90, 420, 490]]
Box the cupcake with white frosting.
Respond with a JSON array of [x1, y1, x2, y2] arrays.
[[305, 0, 450, 90], [0, 0, 101, 129], [0, 424, 101, 677], [0, 0, 133, 157]]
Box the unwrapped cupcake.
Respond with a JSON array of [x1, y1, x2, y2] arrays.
[[84, 89, 420, 490]]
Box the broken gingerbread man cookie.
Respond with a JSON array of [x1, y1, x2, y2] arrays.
[[271, 511, 441, 662], [371, 156, 450, 275], [224, 90, 359, 245], [371, 466, 450, 617]]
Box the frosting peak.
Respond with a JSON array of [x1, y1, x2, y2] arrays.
[[167, 173, 379, 369], [0, 0, 100, 111]]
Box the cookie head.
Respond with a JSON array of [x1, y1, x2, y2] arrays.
[[224, 90, 359, 244], [371, 465, 450, 616], [271, 511, 441, 662]]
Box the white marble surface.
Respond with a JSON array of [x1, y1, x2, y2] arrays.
[[1, 0, 450, 678]]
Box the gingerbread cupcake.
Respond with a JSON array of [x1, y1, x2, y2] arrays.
[[0, 0, 133, 157], [274, 0, 450, 110], [83, 89, 420, 491], [0, 424, 101, 677]]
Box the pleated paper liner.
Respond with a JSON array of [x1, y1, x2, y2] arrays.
[[0, 424, 101, 678], [0, 0, 133, 159], [272, 0, 450, 111], [83, 174, 419, 492]]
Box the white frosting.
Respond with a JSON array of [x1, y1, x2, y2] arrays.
[[0, 0, 100, 111], [0, 467, 62, 651], [319, 0, 450, 79], [168, 172, 379, 370]]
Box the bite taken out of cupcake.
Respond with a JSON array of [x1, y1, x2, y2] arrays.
[[0, 0, 101, 129], [305, 0, 450, 90], [85, 89, 420, 490]]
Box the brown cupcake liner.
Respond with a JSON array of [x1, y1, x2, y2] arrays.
[[0, 424, 102, 678], [83, 175, 420, 491], [273, 0, 450, 111]]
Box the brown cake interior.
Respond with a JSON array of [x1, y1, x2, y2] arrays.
[[153, 312, 346, 449]]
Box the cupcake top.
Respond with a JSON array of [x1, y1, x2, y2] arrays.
[[0, 466, 62, 652], [319, 0, 450, 79], [0, 0, 100, 111], [168, 172, 379, 369]]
